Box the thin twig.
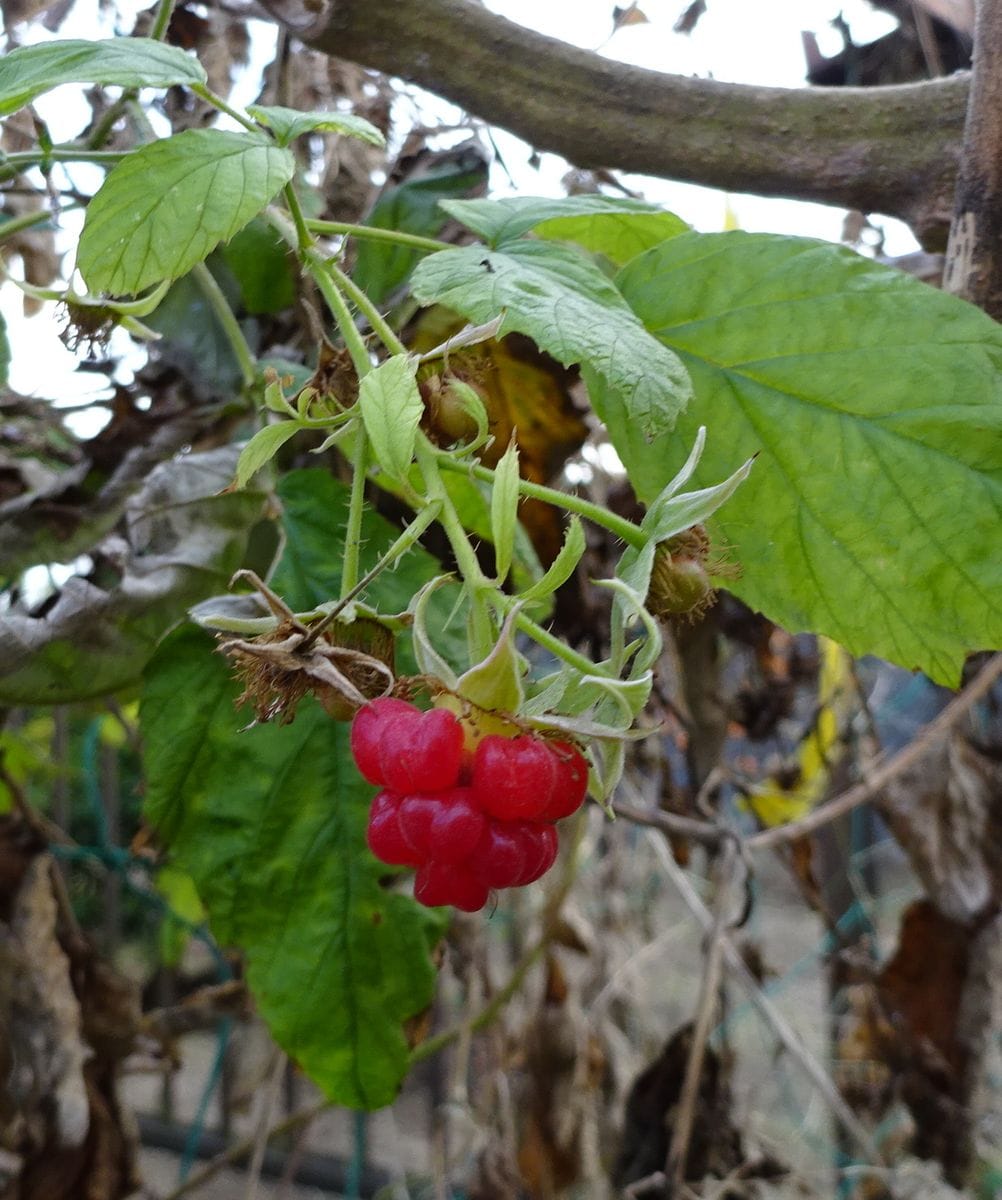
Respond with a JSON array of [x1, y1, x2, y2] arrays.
[[644, 830, 885, 1165], [244, 1050, 286, 1200], [611, 799, 727, 848], [158, 1097, 331, 1200], [746, 651, 1002, 850], [665, 840, 740, 1191]]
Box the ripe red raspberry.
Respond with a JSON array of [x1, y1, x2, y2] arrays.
[[415, 860, 489, 912], [397, 788, 487, 864], [469, 821, 559, 889], [471, 734, 557, 820], [350, 697, 414, 785], [538, 740, 589, 821], [379, 706, 464, 793], [366, 791, 424, 867]]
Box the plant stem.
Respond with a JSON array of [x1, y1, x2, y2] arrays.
[[436, 453, 646, 549], [416, 437, 494, 655], [0, 207, 66, 240], [341, 425, 369, 599], [309, 262, 372, 378], [191, 84, 259, 133], [511, 610, 603, 676], [329, 262, 406, 355], [149, 0, 178, 41], [298, 500, 443, 648], [306, 218, 451, 254], [191, 262, 256, 389], [283, 182, 314, 252], [0, 149, 126, 176]]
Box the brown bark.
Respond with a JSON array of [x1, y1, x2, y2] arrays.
[[258, 0, 974, 245], [943, 0, 1002, 313]]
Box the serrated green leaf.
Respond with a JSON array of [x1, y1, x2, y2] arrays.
[[248, 104, 384, 148], [234, 422, 303, 488], [0, 38, 206, 116], [141, 627, 445, 1109], [440, 195, 686, 250], [358, 355, 423, 481], [78, 130, 295, 295], [518, 516, 585, 604], [607, 230, 1002, 685], [411, 241, 691, 442], [490, 439, 520, 582]]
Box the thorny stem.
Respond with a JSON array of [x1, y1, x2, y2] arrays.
[[435, 452, 646, 550], [307, 218, 451, 255], [511, 609, 604, 678], [297, 501, 443, 650], [416, 437, 495, 656], [191, 262, 256, 389], [307, 265, 375, 598], [329, 261, 406, 356], [283, 182, 314, 253], [309, 259, 372, 378]]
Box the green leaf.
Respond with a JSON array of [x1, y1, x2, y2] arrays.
[[534, 210, 689, 267], [78, 129, 295, 295], [411, 241, 691, 442], [0, 37, 206, 116], [440, 195, 686, 250], [490, 439, 520, 582], [219, 218, 296, 314], [234, 423, 303, 489], [608, 230, 1002, 685], [358, 355, 423, 482], [353, 151, 489, 305], [640, 453, 755, 543], [247, 104, 384, 148], [142, 627, 445, 1109], [455, 609, 525, 713], [518, 516, 585, 604]]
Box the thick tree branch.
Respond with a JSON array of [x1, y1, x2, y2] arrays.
[[285, 0, 970, 244], [943, 0, 1002, 313]]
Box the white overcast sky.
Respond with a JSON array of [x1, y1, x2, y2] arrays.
[[2, 0, 913, 412]]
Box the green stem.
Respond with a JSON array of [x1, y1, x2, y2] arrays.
[[329, 262, 405, 356], [341, 425, 369, 600], [0, 207, 67, 240], [191, 263, 256, 389], [436, 454, 646, 549], [512, 609, 605, 676], [283, 183, 313, 253], [149, 0, 178, 40], [306, 219, 450, 255], [309, 264, 372, 378], [0, 149, 126, 178], [191, 84, 258, 133], [416, 437, 494, 655], [302, 499, 442, 646]]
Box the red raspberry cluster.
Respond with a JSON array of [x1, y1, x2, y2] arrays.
[[351, 698, 588, 912]]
